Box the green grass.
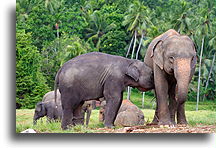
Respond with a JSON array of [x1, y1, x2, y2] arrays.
[[16, 91, 216, 133], [16, 108, 216, 133], [126, 90, 216, 111]]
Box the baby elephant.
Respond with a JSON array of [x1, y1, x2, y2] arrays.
[[100, 100, 144, 127], [33, 90, 95, 126], [114, 100, 144, 127], [55, 52, 154, 129], [33, 90, 62, 125]]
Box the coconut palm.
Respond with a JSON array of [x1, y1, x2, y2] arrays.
[[84, 10, 116, 50], [123, 0, 152, 100]]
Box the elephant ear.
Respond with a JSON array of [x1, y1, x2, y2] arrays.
[[126, 63, 140, 82], [149, 29, 179, 70], [151, 41, 164, 69], [37, 102, 46, 114]]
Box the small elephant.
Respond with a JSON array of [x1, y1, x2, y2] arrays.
[[100, 100, 144, 127], [99, 100, 106, 123], [33, 90, 62, 125], [115, 100, 144, 126], [80, 100, 96, 126], [144, 29, 197, 126], [55, 52, 154, 129], [34, 91, 95, 126]]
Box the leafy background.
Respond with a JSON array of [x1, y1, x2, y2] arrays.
[[16, 0, 216, 109]]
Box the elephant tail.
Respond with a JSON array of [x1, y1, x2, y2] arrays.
[[54, 69, 60, 109]]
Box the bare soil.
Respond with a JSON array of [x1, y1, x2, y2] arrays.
[[95, 125, 216, 133]]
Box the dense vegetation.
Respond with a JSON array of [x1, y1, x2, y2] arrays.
[[16, 0, 216, 109]]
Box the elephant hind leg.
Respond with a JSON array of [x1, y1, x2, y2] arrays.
[[61, 107, 73, 130], [61, 91, 78, 130], [73, 102, 85, 126]]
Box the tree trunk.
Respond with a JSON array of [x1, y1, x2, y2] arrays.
[[142, 92, 145, 108], [127, 87, 131, 100], [131, 30, 137, 59], [196, 36, 204, 111], [136, 32, 144, 60], [203, 52, 215, 101], [127, 31, 137, 100], [126, 33, 134, 58]]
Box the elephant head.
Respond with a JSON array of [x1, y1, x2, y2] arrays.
[[33, 102, 46, 125], [126, 60, 154, 91], [150, 32, 197, 104]]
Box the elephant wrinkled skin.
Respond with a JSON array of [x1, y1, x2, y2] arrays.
[[144, 29, 197, 126], [55, 52, 154, 129]]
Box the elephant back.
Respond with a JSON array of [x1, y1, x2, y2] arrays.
[[42, 90, 61, 104]]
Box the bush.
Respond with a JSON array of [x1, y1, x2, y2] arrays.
[[16, 30, 50, 109]]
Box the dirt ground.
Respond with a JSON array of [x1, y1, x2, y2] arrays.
[[95, 125, 216, 133]]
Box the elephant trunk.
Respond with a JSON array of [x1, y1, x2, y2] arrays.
[[174, 58, 191, 104], [33, 114, 39, 125]]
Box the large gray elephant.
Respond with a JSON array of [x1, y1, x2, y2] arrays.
[[144, 29, 197, 126], [54, 52, 154, 129]]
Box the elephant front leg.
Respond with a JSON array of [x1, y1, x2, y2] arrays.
[[168, 83, 177, 125], [104, 97, 122, 128], [177, 103, 187, 125], [154, 65, 172, 126], [103, 84, 123, 128]]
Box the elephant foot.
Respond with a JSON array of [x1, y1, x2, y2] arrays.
[[158, 120, 175, 127], [177, 119, 188, 125], [73, 118, 84, 126], [147, 121, 159, 126], [104, 123, 115, 129], [61, 124, 73, 130], [177, 121, 188, 127]]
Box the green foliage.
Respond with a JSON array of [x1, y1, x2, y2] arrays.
[[41, 34, 91, 89], [16, 30, 50, 109], [100, 30, 128, 56], [16, 0, 216, 108]]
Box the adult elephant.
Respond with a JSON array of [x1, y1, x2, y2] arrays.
[[144, 29, 197, 126], [55, 52, 154, 129]]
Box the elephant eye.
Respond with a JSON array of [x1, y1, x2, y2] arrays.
[[169, 57, 174, 63]]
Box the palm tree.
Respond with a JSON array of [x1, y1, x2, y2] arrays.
[[194, 0, 214, 110], [44, 0, 64, 14], [84, 10, 116, 50], [122, 0, 152, 100]]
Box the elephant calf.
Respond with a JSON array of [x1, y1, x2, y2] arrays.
[[100, 100, 144, 127], [114, 100, 144, 126], [33, 90, 62, 125], [33, 90, 95, 126]]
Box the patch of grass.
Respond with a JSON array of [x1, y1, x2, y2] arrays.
[[124, 90, 216, 111], [16, 90, 215, 133], [16, 107, 216, 133]]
